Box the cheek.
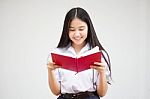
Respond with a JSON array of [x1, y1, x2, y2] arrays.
[[68, 32, 73, 39], [82, 31, 88, 38], [84, 34, 88, 39]]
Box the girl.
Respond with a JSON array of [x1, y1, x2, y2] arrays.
[[47, 7, 111, 99]]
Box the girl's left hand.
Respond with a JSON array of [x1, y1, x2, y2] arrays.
[[90, 62, 106, 74]]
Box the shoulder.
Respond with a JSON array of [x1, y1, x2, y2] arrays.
[[47, 47, 67, 62], [100, 50, 110, 64], [101, 50, 108, 58], [51, 47, 67, 54], [51, 43, 72, 55]]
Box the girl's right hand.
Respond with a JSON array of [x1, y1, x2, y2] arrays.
[[47, 62, 60, 71]]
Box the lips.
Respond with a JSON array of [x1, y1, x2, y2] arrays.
[[73, 37, 83, 40], [74, 38, 80, 40]]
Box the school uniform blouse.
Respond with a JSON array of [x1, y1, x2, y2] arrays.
[[48, 43, 111, 94]]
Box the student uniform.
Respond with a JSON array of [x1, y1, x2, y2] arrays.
[[48, 43, 111, 99]]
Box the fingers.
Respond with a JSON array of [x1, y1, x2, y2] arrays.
[[90, 65, 105, 70], [47, 62, 60, 70], [94, 62, 105, 66], [90, 62, 106, 73]]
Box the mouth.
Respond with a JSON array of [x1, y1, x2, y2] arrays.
[[73, 37, 83, 40]]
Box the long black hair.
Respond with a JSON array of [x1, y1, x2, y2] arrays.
[[57, 7, 112, 79]]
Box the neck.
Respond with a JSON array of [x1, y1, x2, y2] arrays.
[[72, 42, 86, 54]]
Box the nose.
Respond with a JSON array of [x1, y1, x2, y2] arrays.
[[74, 30, 80, 37]]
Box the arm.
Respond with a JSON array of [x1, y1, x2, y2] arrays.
[[96, 71, 108, 97], [90, 62, 108, 97], [47, 62, 61, 96]]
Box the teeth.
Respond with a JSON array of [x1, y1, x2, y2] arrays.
[[74, 38, 80, 40], [73, 36, 80, 39], [74, 37, 81, 40]]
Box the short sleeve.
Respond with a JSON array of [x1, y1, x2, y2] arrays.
[[47, 53, 52, 63], [96, 50, 112, 84], [47, 47, 59, 63], [47, 48, 61, 83]]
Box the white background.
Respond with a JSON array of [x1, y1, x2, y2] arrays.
[[0, 0, 149, 99]]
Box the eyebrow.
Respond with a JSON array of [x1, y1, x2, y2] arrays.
[[69, 26, 85, 28]]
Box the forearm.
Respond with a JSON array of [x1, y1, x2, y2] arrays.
[[97, 72, 108, 97], [48, 69, 60, 96]]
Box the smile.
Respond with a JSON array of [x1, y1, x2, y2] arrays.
[[73, 37, 83, 40]]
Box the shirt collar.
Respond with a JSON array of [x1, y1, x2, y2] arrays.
[[66, 43, 91, 56]]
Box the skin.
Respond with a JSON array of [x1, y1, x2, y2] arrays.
[[47, 18, 108, 97], [68, 18, 88, 54]]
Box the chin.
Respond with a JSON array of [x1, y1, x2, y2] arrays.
[[71, 38, 86, 45], [74, 42, 85, 46]]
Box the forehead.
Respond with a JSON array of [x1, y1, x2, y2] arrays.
[[69, 18, 87, 28]]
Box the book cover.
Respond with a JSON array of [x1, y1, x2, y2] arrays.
[[51, 51, 101, 72]]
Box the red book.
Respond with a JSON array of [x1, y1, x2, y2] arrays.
[[51, 51, 101, 72]]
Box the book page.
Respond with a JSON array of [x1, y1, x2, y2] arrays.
[[81, 46, 100, 57]]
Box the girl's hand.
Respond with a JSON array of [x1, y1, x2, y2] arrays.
[[90, 62, 106, 74], [47, 62, 60, 71]]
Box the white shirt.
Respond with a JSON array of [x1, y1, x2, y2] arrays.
[[48, 43, 111, 94]]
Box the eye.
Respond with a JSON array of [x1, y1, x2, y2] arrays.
[[79, 28, 84, 31], [69, 29, 75, 31], [69, 28, 75, 31]]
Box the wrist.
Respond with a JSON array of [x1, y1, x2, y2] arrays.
[[99, 71, 106, 78], [98, 69, 106, 74], [47, 66, 55, 72]]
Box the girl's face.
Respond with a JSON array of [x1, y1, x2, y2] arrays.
[[69, 18, 88, 47]]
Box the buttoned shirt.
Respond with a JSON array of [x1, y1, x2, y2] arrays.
[[48, 43, 111, 94]]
